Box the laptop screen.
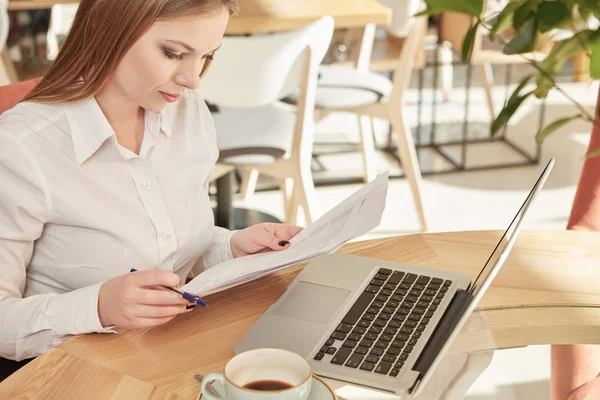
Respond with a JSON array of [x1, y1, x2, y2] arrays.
[[468, 159, 554, 296]]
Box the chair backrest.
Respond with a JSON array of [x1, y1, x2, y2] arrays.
[[200, 16, 334, 108], [0, 0, 8, 54], [0, 78, 41, 114], [47, 4, 79, 60], [388, 15, 427, 107], [378, 0, 422, 38]]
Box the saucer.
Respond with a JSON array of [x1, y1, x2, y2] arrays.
[[198, 375, 337, 399]]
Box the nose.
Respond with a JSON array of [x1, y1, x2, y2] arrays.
[[174, 60, 204, 90]]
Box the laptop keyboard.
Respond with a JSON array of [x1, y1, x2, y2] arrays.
[[313, 268, 452, 377]]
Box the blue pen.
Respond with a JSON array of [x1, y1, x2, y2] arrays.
[[130, 268, 207, 307]]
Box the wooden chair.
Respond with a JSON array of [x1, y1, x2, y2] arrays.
[[200, 17, 334, 226]]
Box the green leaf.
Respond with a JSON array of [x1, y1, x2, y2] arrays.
[[591, 38, 600, 78], [422, 0, 484, 16], [462, 21, 481, 63], [513, 1, 536, 29], [489, 2, 520, 39], [504, 19, 537, 54], [509, 75, 534, 104], [491, 90, 534, 136], [535, 114, 582, 143], [537, 1, 570, 33]]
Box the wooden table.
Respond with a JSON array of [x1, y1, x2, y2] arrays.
[[1, 230, 600, 399]]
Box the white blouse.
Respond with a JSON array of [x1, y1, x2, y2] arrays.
[[0, 92, 234, 361]]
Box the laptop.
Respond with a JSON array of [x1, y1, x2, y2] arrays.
[[235, 158, 555, 397]]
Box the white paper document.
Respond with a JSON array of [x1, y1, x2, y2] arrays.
[[182, 172, 389, 296]]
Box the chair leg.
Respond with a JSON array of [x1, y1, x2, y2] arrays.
[[438, 41, 454, 102], [358, 114, 377, 183], [239, 169, 259, 202], [478, 62, 496, 121], [281, 177, 295, 224], [390, 110, 428, 231], [292, 165, 319, 226]]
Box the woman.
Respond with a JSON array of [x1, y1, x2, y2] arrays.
[[0, 0, 302, 368]]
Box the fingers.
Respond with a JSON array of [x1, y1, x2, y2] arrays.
[[137, 288, 189, 306], [128, 270, 181, 288], [134, 304, 193, 319]]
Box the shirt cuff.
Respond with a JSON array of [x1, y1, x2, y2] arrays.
[[213, 226, 235, 263], [46, 282, 117, 336]]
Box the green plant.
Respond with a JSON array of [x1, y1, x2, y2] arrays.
[[419, 0, 600, 156]]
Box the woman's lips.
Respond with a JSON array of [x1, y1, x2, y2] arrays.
[[160, 92, 180, 103]]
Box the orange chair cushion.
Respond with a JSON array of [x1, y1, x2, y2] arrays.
[[568, 88, 600, 231], [0, 78, 42, 115]]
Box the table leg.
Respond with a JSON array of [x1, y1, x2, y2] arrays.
[[355, 23, 376, 73], [214, 171, 282, 230]]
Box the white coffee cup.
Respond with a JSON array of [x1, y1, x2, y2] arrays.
[[201, 348, 313, 400]]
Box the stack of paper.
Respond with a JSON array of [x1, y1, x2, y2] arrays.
[[182, 172, 389, 296]]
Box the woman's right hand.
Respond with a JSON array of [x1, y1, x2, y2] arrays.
[[97, 270, 192, 329]]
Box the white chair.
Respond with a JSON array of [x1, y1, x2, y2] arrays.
[[201, 17, 334, 226], [0, 0, 15, 85], [46, 4, 78, 61]]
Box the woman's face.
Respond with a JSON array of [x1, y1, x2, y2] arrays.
[[109, 8, 229, 112]]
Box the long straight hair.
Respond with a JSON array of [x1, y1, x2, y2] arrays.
[[24, 0, 238, 103]]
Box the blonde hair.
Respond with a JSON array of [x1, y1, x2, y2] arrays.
[[24, 0, 238, 103]]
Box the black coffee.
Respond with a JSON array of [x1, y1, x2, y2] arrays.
[[243, 380, 293, 391]]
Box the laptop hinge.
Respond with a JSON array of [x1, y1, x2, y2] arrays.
[[408, 289, 474, 393]]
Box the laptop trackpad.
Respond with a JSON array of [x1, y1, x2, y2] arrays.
[[272, 282, 350, 324]]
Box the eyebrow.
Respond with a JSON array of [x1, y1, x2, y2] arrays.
[[164, 39, 221, 55]]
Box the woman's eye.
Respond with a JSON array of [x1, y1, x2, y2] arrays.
[[163, 48, 183, 60]]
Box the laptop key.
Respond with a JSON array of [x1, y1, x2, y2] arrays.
[[403, 273, 418, 284], [378, 268, 392, 275], [326, 338, 335, 346], [321, 345, 329, 352], [365, 285, 379, 294], [378, 313, 392, 321], [358, 320, 371, 328], [365, 333, 378, 341], [314, 352, 325, 361], [375, 341, 389, 349], [432, 278, 444, 285], [363, 314, 375, 322], [399, 353, 409, 361], [400, 283, 412, 290], [390, 368, 400, 377], [370, 348, 384, 356], [404, 320, 417, 328], [376, 295, 388, 302], [331, 347, 352, 365], [374, 319, 387, 327], [392, 340, 405, 348], [421, 295, 433, 302], [397, 308, 410, 315], [387, 271, 405, 285], [383, 306, 395, 314], [417, 276, 431, 285], [380, 334, 394, 342], [360, 362, 375, 372], [380, 289, 393, 296], [433, 299, 441, 306], [437, 292, 445, 299], [370, 279, 385, 287], [383, 327, 397, 335], [360, 339, 374, 348], [343, 340, 358, 348], [375, 273, 389, 280], [383, 283, 397, 290], [366, 355, 379, 363], [400, 326, 413, 334], [408, 313, 420, 321], [389, 320, 402, 328], [395, 361, 405, 369], [397, 333, 409, 341], [444, 280, 452, 286], [345, 354, 364, 368], [409, 338, 417, 346], [353, 327, 366, 335], [413, 284, 425, 291], [372, 301, 384, 308], [424, 289, 437, 296], [341, 292, 375, 325], [337, 323, 353, 333], [428, 284, 441, 291], [417, 301, 429, 309], [331, 332, 346, 340], [417, 324, 426, 332], [388, 299, 401, 307], [401, 302, 413, 309], [425, 311, 434, 318], [383, 354, 396, 363], [413, 308, 425, 315], [395, 289, 408, 296], [367, 307, 379, 314], [406, 296, 418, 303], [355, 346, 369, 355], [422, 318, 430, 325], [413, 332, 421, 339], [327, 347, 337, 354], [369, 326, 382, 334], [441, 286, 448, 292], [375, 362, 392, 375], [409, 289, 421, 297], [404, 346, 413, 353], [348, 333, 361, 341]]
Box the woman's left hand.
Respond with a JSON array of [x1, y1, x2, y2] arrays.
[[230, 223, 303, 258]]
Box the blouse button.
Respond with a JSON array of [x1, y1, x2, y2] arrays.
[[163, 232, 172, 241], [143, 182, 152, 190]]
